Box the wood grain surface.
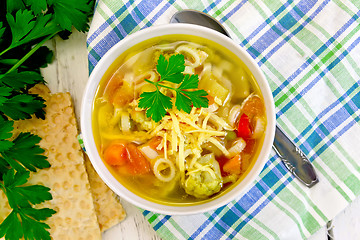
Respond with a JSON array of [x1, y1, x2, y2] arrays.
[[40, 30, 359, 240]]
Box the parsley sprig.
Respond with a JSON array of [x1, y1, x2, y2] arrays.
[[138, 54, 209, 122], [0, 117, 54, 240], [0, 169, 56, 240], [0, 1, 94, 239]]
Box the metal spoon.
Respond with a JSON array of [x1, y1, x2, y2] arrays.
[[170, 9, 319, 187]]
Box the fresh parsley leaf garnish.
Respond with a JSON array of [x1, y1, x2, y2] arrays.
[[182, 89, 209, 108], [0, 169, 56, 240], [1, 1, 93, 57], [0, 22, 5, 39], [0, 117, 48, 173], [0, 86, 12, 106], [174, 91, 193, 114], [24, 0, 48, 15], [138, 54, 209, 122], [48, 0, 92, 32], [138, 90, 172, 122], [2, 132, 49, 172], [0, 91, 46, 120], [156, 54, 185, 83], [0, 118, 14, 153], [176, 74, 209, 109], [0, 118, 13, 140], [5, 10, 61, 51], [6, 0, 25, 13], [0, 71, 44, 90], [0, 72, 46, 121], [0, 1, 94, 239], [178, 74, 199, 90]]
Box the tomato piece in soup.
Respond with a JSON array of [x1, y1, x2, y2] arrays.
[[126, 143, 151, 175], [236, 113, 252, 138], [223, 154, 242, 175]]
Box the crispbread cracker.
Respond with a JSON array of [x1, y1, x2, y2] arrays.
[[27, 164, 100, 240], [4, 84, 101, 239], [84, 155, 126, 231], [0, 84, 126, 238], [36, 86, 127, 231]]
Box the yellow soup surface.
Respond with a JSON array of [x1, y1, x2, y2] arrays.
[[92, 35, 266, 206]]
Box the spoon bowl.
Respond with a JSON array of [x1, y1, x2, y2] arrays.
[[170, 9, 230, 37]]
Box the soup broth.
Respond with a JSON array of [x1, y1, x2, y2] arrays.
[[92, 35, 266, 205]]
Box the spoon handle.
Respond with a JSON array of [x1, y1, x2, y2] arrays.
[[273, 125, 319, 187]]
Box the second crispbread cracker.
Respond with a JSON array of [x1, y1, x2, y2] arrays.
[[12, 85, 101, 240], [84, 154, 126, 231]]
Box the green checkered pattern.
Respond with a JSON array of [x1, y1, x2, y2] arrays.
[[87, 0, 360, 239]]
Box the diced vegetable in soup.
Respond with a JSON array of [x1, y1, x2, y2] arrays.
[[92, 35, 266, 205]]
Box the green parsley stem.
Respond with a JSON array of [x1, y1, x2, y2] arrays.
[[0, 47, 11, 57], [144, 79, 155, 85], [144, 79, 177, 91], [6, 32, 58, 74], [156, 83, 177, 91]]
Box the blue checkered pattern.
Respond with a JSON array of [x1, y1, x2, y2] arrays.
[[87, 1, 360, 239]]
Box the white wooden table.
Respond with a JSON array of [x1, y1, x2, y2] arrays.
[[41, 30, 360, 240]]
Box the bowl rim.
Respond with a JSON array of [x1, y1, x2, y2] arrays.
[[81, 23, 276, 215]]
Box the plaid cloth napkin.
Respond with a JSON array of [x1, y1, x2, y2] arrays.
[[86, 1, 360, 239]]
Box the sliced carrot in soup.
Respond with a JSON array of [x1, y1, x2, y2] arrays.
[[104, 143, 128, 166], [206, 94, 215, 105], [223, 154, 242, 175]]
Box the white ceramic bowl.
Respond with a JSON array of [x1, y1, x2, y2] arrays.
[[81, 24, 275, 215]]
